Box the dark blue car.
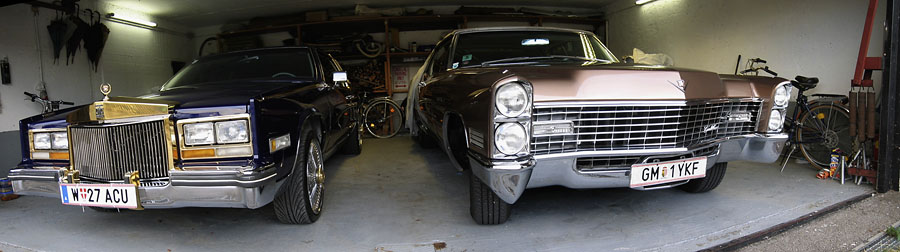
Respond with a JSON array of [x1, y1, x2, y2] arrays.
[[10, 47, 362, 224]]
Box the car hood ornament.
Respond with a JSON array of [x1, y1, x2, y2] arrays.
[[100, 83, 111, 101]]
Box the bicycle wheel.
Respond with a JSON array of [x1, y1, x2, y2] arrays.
[[796, 103, 852, 170], [364, 99, 403, 138], [337, 103, 361, 129]]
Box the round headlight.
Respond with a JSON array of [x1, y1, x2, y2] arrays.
[[774, 85, 791, 107], [495, 82, 529, 117], [768, 110, 784, 131], [495, 123, 527, 155]]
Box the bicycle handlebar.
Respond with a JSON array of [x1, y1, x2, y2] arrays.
[[762, 67, 778, 76], [23, 92, 74, 106]]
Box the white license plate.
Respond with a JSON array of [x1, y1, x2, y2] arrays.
[[59, 183, 139, 209], [629, 157, 707, 188]]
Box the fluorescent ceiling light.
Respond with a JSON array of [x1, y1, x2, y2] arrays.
[[106, 13, 157, 28], [636, 0, 657, 5]]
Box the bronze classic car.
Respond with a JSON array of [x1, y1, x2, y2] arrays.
[[406, 27, 790, 224]]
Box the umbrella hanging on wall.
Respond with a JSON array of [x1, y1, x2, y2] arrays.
[[65, 6, 88, 65], [83, 10, 108, 71], [46, 3, 68, 64]]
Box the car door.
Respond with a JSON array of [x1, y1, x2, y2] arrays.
[[317, 51, 351, 152], [418, 37, 453, 132]]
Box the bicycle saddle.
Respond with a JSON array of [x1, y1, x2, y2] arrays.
[[792, 75, 818, 90]]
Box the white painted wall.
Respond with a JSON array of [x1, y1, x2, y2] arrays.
[[603, 0, 887, 96], [0, 1, 194, 132]]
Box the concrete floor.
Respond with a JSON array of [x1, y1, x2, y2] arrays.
[[0, 137, 873, 251]]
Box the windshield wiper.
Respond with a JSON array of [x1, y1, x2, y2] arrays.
[[480, 55, 609, 66]]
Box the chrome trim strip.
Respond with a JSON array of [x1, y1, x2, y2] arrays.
[[533, 133, 762, 159], [172, 173, 277, 185], [533, 98, 761, 108]]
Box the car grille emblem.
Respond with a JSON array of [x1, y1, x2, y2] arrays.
[[95, 104, 105, 119], [703, 123, 719, 133], [667, 79, 686, 93]]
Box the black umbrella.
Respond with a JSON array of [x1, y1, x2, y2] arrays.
[[83, 10, 109, 71], [65, 7, 88, 65], [46, 7, 68, 64]]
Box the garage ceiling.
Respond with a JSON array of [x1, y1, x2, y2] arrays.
[[101, 0, 615, 27]]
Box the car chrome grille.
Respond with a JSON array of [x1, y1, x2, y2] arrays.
[[70, 120, 172, 182], [532, 100, 761, 155]]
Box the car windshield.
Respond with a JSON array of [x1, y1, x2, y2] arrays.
[[451, 31, 616, 68], [162, 49, 316, 89]]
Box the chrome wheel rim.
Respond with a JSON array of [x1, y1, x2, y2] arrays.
[[305, 140, 324, 214]]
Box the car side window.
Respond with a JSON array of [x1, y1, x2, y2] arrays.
[[429, 41, 451, 76], [320, 53, 341, 82]]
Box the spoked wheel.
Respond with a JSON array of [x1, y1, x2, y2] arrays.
[[797, 103, 852, 170], [274, 130, 325, 224], [305, 140, 325, 215], [364, 99, 403, 138]]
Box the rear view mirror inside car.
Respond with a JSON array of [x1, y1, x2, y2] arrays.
[[521, 38, 549, 46]]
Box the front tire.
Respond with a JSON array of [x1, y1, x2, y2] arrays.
[[679, 162, 727, 193], [274, 130, 325, 224], [469, 172, 511, 225]]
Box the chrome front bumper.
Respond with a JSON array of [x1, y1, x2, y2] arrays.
[[468, 134, 787, 204], [9, 166, 282, 209]]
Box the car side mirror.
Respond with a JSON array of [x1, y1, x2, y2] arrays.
[[333, 72, 348, 82]]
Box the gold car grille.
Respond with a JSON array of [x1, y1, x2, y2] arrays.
[[531, 100, 761, 155], [69, 120, 172, 182]]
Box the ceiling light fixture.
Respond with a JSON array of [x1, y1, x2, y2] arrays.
[[636, 0, 657, 5], [105, 13, 157, 28]]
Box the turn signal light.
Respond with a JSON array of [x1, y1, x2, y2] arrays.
[[182, 149, 216, 159], [49, 152, 69, 160]]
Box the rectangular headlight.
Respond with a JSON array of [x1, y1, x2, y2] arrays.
[[184, 122, 215, 145], [215, 120, 249, 144], [51, 132, 68, 150], [33, 133, 52, 150]]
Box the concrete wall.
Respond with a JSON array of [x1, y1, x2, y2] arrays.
[[0, 1, 193, 173], [603, 0, 886, 96]]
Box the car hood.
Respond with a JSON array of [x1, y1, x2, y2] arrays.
[[493, 64, 741, 102]]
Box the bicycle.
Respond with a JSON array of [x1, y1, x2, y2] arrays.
[[341, 81, 404, 139], [737, 58, 852, 170], [24, 92, 74, 113], [779, 77, 852, 171]]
